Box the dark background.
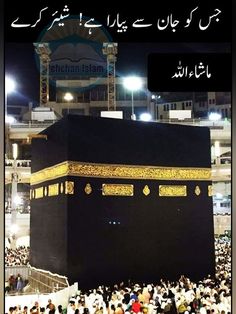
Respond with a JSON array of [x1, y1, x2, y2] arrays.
[[5, 42, 231, 107]]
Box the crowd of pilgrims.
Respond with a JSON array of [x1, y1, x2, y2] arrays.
[[6, 237, 231, 314], [5, 246, 30, 266]]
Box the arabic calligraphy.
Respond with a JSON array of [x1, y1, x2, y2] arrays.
[[171, 61, 212, 79], [199, 8, 221, 31], [11, 6, 222, 35], [47, 5, 70, 30], [31, 7, 49, 28], [184, 6, 198, 28]]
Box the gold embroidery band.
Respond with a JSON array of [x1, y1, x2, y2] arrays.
[[102, 184, 134, 196], [30, 161, 212, 186], [159, 185, 187, 197]]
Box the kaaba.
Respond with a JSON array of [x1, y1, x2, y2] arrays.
[[30, 115, 215, 288]]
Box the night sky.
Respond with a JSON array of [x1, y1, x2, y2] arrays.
[[5, 42, 230, 107]]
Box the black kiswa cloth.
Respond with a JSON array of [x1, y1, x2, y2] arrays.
[[31, 114, 211, 171], [30, 115, 214, 289]]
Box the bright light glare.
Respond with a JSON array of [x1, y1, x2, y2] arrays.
[[12, 143, 18, 160], [131, 114, 136, 121], [5, 77, 16, 95], [123, 76, 143, 91], [139, 113, 152, 121], [10, 224, 19, 235], [14, 195, 22, 206], [209, 112, 221, 121], [6, 116, 15, 124], [151, 94, 161, 99], [64, 92, 74, 101], [216, 193, 223, 199]]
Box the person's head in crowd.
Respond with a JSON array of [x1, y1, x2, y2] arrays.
[[31, 306, 38, 313], [34, 301, 39, 308], [84, 307, 90, 314]]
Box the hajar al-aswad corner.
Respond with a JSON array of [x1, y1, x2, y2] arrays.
[[5, 19, 231, 314]]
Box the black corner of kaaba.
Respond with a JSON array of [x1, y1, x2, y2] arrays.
[[30, 115, 215, 288]]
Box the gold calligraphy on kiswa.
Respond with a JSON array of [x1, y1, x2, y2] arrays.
[[35, 187, 44, 199], [102, 184, 134, 196], [48, 183, 59, 196], [159, 185, 187, 197], [31, 160, 212, 185]]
